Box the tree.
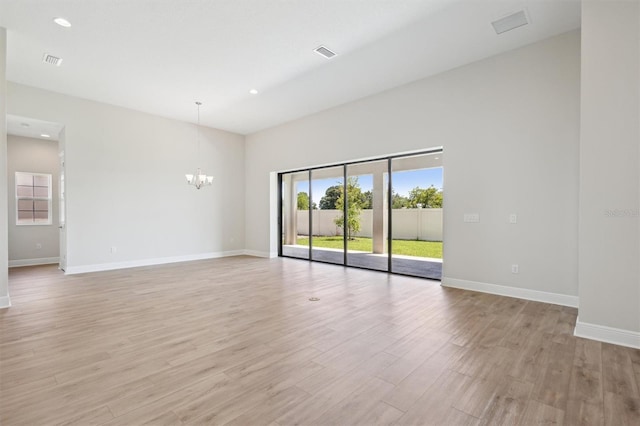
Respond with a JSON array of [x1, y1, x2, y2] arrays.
[[391, 191, 410, 209], [297, 192, 309, 210], [407, 185, 443, 208], [296, 192, 317, 210], [360, 190, 373, 209], [357, 189, 410, 209], [334, 177, 363, 240], [319, 185, 342, 209]]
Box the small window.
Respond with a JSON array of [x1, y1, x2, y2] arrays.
[[16, 172, 52, 225]]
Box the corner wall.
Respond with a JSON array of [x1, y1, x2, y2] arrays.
[[7, 83, 246, 273], [576, 0, 640, 348], [245, 31, 581, 304], [0, 27, 9, 308]]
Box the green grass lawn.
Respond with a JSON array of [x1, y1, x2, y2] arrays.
[[295, 236, 442, 259]]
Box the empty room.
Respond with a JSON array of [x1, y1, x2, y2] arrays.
[[1, 0, 639, 425]]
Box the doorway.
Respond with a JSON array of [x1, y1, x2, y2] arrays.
[[6, 115, 66, 271]]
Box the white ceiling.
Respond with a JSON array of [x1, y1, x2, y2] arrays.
[[0, 0, 580, 135]]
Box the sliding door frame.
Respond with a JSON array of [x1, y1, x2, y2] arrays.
[[387, 157, 393, 273], [278, 148, 442, 278]]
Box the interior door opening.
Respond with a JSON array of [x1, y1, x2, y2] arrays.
[[6, 115, 66, 272]]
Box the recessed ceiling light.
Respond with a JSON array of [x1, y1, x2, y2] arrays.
[[53, 17, 71, 28], [40, 134, 51, 138], [249, 89, 259, 95]]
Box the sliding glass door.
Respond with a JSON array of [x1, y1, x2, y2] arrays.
[[310, 166, 344, 265], [345, 160, 389, 272], [280, 171, 310, 259], [279, 149, 443, 280], [391, 152, 443, 279]]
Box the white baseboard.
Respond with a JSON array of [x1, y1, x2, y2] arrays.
[[574, 318, 640, 349], [64, 250, 246, 275], [243, 250, 276, 258], [9, 257, 60, 268], [0, 295, 11, 309], [441, 277, 579, 308]]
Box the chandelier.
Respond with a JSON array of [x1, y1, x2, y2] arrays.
[[185, 101, 214, 189]]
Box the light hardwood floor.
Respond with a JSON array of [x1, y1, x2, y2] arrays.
[[1, 257, 639, 425]]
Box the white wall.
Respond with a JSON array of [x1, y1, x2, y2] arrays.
[[7, 83, 246, 273], [0, 27, 9, 308], [577, 1, 640, 346], [7, 135, 60, 265], [246, 31, 580, 301]]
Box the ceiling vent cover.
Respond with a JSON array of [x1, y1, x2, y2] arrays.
[[314, 45, 337, 59], [42, 53, 63, 66], [491, 10, 529, 34]]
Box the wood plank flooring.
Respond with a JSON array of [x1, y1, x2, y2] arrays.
[[1, 257, 639, 425]]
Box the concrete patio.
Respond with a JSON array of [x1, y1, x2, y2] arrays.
[[282, 245, 442, 280]]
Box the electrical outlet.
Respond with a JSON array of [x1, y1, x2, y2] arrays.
[[35, 243, 42, 249], [511, 264, 519, 274]]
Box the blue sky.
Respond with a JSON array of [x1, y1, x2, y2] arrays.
[[297, 168, 443, 205]]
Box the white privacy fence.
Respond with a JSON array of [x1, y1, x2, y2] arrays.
[[296, 208, 443, 242]]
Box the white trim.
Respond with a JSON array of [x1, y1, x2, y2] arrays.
[[64, 251, 245, 275], [243, 250, 276, 258], [9, 257, 59, 268], [0, 295, 11, 309], [441, 277, 579, 308], [574, 318, 640, 349]]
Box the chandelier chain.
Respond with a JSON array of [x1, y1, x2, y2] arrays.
[[196, 101, 201, 162]]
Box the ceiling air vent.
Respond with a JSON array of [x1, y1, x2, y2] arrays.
[[314, 45, 337, 59], [491, 10, 529, 35], [42, 53, 63, 66]]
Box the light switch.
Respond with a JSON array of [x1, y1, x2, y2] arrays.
[[464, 213, 480, 223]]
